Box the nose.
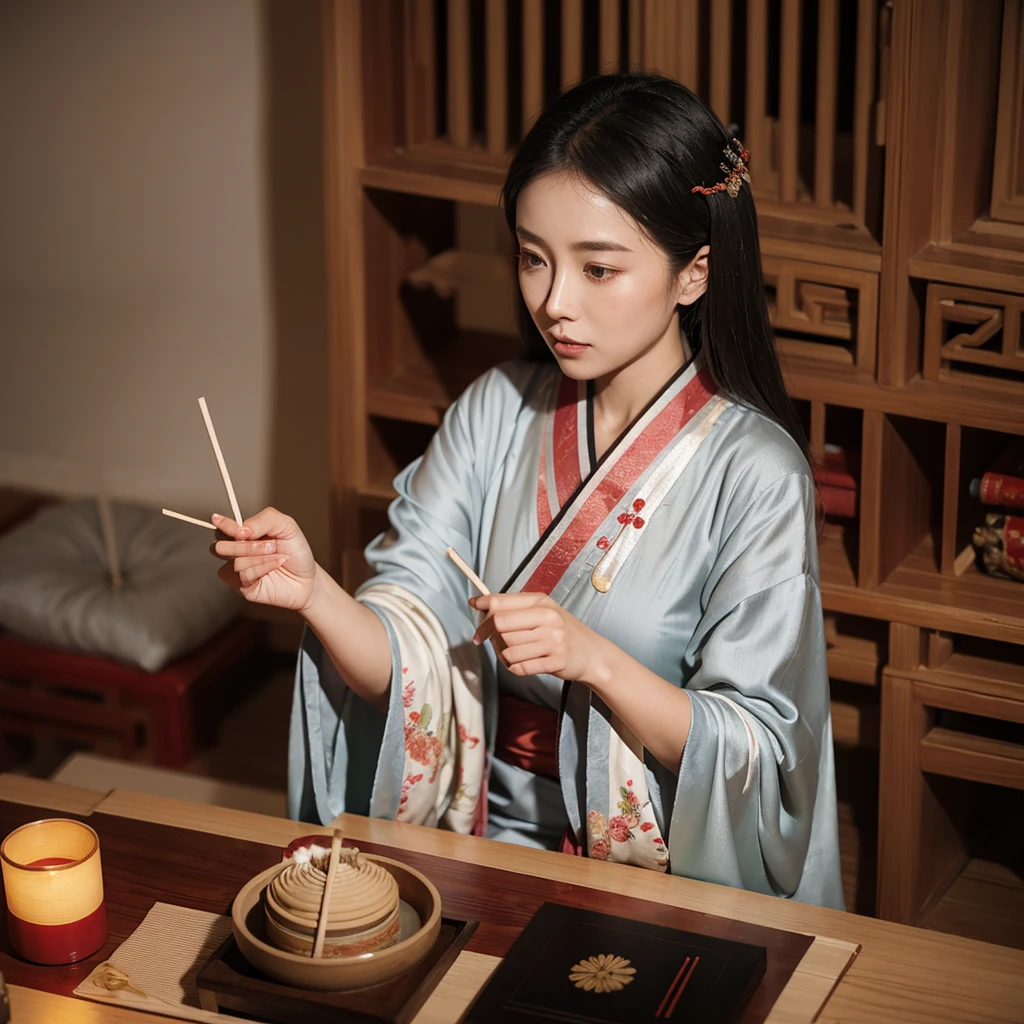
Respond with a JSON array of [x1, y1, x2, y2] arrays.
[[544, 265, 580, 324]]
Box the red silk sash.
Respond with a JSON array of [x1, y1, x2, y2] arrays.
[[495, 690, 583, 857], [495, 690, 560, 781]]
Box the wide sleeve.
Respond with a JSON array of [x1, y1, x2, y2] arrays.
[[287, 364, 532, 824], [669, 470, 844, 909]]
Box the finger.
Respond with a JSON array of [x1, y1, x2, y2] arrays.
[[494, 628, 542, 648], [506, 656, 562, 677], [475, 611, 541, 645], [470, 592, 548, 613], [501, 640, 550, 667], [211, 538, 279, 559], [472, 615, 499, 646], [238, 555, 288, 587], [472, 608, 556, 645], [493, 608, 555, 634], [233, 553, 287, 574], [239, 506, 298, 542], [211, 513, 251, 540]]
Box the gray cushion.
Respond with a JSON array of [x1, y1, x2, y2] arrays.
[[0, 500, 241, 672]]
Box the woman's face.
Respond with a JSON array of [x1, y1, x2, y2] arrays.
[[515, 170, 707, 384]]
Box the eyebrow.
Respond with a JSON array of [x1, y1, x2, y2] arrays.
[[516, 226, 633, 254]]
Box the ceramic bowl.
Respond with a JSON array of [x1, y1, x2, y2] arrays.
[[231, 853, 441, 991]]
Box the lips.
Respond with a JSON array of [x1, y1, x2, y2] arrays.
[[551, 335, 590, 356]]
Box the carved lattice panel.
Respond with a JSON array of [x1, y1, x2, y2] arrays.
[[923, 283, 1024, 391], [397, 0, 884, 231], [763, 255, 878, 376]]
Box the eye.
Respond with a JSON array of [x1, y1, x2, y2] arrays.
[[585, 264, 619, 283], [518, 249, 546, 271]]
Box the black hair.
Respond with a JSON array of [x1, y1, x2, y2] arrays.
[[501, 72, 810, 466]]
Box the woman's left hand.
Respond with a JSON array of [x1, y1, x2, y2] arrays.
[[470, 592, 607, 685]]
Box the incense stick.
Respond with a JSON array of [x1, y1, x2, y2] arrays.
[[447, 546, 506, 654], [97, 492, 123, 590], [198, 396, 243, 526], [446, 546, 490, 595], [312, 828, 344, 959], [162, 508, 217, 530]]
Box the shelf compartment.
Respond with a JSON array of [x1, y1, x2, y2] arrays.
[[914, 764, 1024, 949], [365, 416, 439, 495], [918, 851, 1024, 951], [942, 425, 1024, 579], [366, 329, 521, 426], [879, 634, 1024, 930], [791, 399, 863, 583], [860, 412, 944, 590], [361, 187, 457, 397], [825, 613, 885, 687]]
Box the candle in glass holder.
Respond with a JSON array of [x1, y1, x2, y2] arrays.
[[1, 818, 107, 964]]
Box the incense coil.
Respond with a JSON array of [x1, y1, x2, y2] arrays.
[[264, 846, 400, 958]]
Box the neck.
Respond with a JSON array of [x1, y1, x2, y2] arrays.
[[592, 324, 691, 437]]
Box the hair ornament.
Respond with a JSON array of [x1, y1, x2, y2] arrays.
[[691, 138, 751, 198]]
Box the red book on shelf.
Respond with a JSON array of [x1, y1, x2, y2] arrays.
[[818, 483, 857, 519], [978, 440, 1024, 512], [812, 448, 860, 490]]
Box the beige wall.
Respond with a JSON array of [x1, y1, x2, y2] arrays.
[[0, 0, 329, 559]]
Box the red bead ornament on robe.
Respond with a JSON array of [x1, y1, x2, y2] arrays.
[[615, 498, 647, 530]]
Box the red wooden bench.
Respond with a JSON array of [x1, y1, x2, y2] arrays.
[[0, 618, 262, 768]]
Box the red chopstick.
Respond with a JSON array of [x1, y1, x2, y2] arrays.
[[655, 956, 690, 1018], [665, 955, 699, 1018]]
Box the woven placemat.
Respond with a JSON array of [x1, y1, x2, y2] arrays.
[[74, 902, 233, 1022]]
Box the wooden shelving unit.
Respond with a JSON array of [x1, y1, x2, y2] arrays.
[[367, 328, 520, 426], [324, 0, 1024, 938]]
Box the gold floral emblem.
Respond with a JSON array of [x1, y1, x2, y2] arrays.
[[568, 953, 637, 993]]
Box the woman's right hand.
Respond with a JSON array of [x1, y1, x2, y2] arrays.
[[211, 507, 318, 614]]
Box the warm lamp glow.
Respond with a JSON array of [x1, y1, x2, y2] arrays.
[[1, 818, 107, 964]]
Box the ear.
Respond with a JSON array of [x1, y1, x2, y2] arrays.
[[674, 245, 710, 306]]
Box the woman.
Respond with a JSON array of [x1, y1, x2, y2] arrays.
[[213, 74, 844, 909]]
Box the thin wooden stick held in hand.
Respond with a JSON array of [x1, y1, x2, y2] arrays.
[[447, 546, 507, 655], [97, 492, 123, 590], [312, 828, 344, 959], [446, 546, 490, 596], [198, 396, 243, 526], [161, 508, 217, 530]]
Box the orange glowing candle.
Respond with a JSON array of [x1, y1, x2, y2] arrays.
[[1, 819, 107, 964]]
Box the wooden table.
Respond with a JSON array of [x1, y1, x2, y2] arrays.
[[1, 775, 1022, 1024]]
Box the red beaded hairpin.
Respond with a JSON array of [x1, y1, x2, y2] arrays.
[[691, 138, 751, 198]]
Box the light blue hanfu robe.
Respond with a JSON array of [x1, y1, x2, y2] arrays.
[[288, 354, 845, 910]]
